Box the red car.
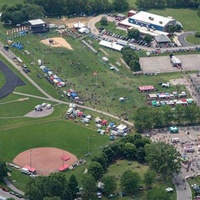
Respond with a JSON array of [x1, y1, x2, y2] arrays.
[[2, 187, 8, 192]]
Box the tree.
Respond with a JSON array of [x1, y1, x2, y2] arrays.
[[143, 170, 156, 189], [128, 29, 140, 40], [120, 170, 141, 194], [43, 197, 61, 200], [129, 60, 141, 72], [92, 152, 109, 170], [124, 142, 137, 159], [0, 162, 8, 180], [195, 31, 200, 38], [68, 174, 79, 198], [47, 173, 67, 197], [100, 16, 108, 26], [145, 142, 181, 179], [147, 187, 170, 200], [143, 34, 152, 43], [112, 0, 129, 12], [81, 174, 96, 199], [136, 147, 146, 163], [102, 175, 117, 195], [134, 107, 154, 133], [88, 161, 104, 180]]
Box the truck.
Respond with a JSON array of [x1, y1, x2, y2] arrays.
[[21, 167, 30, 175], [66, 108, 73, 115]]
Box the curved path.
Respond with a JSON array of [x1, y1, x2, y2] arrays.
[[178, 31, 195, 47]]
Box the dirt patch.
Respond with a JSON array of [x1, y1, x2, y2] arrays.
[[169, 78, 189, 86], [25, 107, 54, 118], [45, 17, 92, 28], [13, 147, 78, 176], [41, 37, 73, 50]]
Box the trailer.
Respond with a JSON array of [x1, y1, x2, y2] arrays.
[[171, 56, 181, 68]]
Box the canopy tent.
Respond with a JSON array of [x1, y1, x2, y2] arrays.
[[58, 164, 69, 172], [60, 155, 70, 161], [101, 119, 108, 125], [169, 126, 179, 133], [138, 85, 154, 92], [78, 27, 90, 34], [24, 165, 36, 173], [73, 22, 85, 29]]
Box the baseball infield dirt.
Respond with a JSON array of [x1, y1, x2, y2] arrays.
[[41, 37, 73, 50], [13, 147, 78, 176]]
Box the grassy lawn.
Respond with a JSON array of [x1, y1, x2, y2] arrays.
[[0, 30, 188, 122], [186, 35, 200, 45]]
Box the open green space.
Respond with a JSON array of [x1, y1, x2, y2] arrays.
[[186, 35, 200, 45], [0, 31, 188, 122]]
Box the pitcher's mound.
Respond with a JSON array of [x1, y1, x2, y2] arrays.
[[13, 147, 78, 176], [41, 37, 73, 50]]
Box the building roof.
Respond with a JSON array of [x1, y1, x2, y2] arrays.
[[130, 11, 175, 27], [28, 19, 46, 26], [99, 40, 123, 51], [155, 34, 171, 43], [119, 19, 169, 36]]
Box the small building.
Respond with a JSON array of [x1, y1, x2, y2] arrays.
[[116, 13, 126, 21], [128, 10, 137, 17], [155, 34, 171, 44], [28, 19, 49, 33]]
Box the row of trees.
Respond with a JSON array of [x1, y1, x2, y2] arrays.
[[23, 0, 129, 16], [121, 46, 141, 72], [134, 104, 200, 133], [128, 29, 153, 43], [136, 0, 200, 9], [25, 173, 80, 200], [1, 0, 129, 25]]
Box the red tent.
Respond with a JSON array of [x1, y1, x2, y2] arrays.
[[58, 164, 69, 172], [101, 119, 108, 125], [138, 85, 154, 92], [60, 155, 70, 161], [24, 165, 36, 173]]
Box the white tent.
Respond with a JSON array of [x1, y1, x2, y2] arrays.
[[73, 22, 85, 29], [78, 27, 90, 34], [117, 124, 127, 131]]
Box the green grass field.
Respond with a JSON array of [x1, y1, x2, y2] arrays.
[[186, 35, 200, 44]]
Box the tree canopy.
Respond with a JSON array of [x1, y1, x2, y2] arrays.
[[145, 142, 181, 179], [120, 170, 141, 194]]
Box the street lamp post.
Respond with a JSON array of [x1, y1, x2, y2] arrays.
[[30, 149, 32, 168]]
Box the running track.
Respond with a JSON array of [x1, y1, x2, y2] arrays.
[[0, 60, 26, 99]]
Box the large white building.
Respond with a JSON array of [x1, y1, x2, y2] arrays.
[[119, 11, 176, 35]]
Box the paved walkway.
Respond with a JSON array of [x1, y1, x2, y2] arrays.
[[173, 173, 192, 200]]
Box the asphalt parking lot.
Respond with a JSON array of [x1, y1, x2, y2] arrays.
[[140, 54, 200, 74]]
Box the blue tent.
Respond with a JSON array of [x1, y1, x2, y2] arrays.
[[71, 92, 78, 98]]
